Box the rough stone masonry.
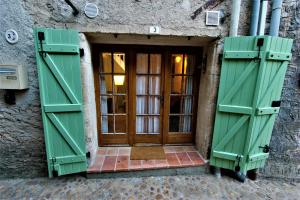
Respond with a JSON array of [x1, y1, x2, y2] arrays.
[[0, 0, 299, 179]]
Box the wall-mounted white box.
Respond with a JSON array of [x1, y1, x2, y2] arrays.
[[0, 65, 28, 90], [206, 11, 220, 26]]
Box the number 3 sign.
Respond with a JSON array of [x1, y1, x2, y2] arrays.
[[5, 29, 19, 44]]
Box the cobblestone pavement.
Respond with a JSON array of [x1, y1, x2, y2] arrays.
[[0, 173, 299, 200]]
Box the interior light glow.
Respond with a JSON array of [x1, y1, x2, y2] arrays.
[[114, 75, 125, 85]]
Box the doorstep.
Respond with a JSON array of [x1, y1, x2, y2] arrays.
[[87, 146, 207, 178]]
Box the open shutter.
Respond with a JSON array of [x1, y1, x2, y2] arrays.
[[34, 28, 86, 177], [210, 36, 293, 173]]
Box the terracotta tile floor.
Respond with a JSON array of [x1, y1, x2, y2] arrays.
[[87, 146, 206, 173]]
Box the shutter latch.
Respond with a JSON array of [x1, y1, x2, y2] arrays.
[[259, 145, 270, 153], [271, 100, 281, 107], [80, 48, 84, 57]]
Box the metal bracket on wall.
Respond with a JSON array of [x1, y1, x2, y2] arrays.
[[4, 90, 16, 105], [64, 0, 79, 16]]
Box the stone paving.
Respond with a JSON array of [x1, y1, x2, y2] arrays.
[[0, 174, 299, 200]]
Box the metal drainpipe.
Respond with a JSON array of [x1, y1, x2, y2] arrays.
[[229, 0, 241, 36], [250, 0, 261, 36], [269, 0, 283, 36], [258, 0, 268, 35]]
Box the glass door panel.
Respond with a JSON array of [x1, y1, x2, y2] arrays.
[[99, 52, 128, 144], [135, 53, 162, 139], [169, 54, 195, 134]]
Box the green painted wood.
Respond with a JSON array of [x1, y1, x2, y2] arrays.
[[44, 104, 82, 112], [212, 151, 244, 161], [38, 44, 79, 53], [224, 51, 258, 59], [34, 28, 87, 177], [210, 36, 293, 173], [256, 107, 279, 115], [266, 51, 292, 61], [218, 105, 253, 115]]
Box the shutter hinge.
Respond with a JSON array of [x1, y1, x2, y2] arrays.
[[235, 155, 242, 172], [86, 152, 90, 158], [51, 157, 58, 177], [256, 38, 264, 47], [38, 32, 45, 41], [80, 48, 84, 57]]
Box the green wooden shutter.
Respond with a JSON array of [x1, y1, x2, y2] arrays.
[[33, 28, 87, 177], [210, 36, 293, 173]]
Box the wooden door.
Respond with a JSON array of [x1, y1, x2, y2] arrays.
[[132, 53, 164, 144], [94, 46, 201, 146], [163, 53, 200, 144], [95, 51, 129, 145]]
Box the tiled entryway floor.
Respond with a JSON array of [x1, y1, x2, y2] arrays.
[[87, 146, 206, 173]]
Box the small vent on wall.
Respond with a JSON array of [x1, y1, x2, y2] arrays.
[[206, 11, 220, 26], [84, 3, 98, 18]]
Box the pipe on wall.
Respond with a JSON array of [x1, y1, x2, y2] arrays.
[[258, 0, 268, 35], [249, 0, 261, 36], [269, 0, 283, 36], [229, 0, 241, 36]]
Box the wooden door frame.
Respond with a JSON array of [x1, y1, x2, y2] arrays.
[[92, 44, 202, 146]]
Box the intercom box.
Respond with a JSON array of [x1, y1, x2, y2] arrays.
[[0, 64, 29, 90]]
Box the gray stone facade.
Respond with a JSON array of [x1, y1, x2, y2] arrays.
[[0, 0, 299, 179]]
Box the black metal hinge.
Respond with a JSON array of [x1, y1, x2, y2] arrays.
[[259, 145, 270, 153], [235, 155, 242, 172], [80, 48, 84, 57], [257, 38, 264, 47], [38, 32, 45, 40]]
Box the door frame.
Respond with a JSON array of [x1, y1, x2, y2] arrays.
[[92, 44, 202, 146]]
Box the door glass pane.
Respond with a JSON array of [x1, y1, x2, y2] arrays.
[[114, 75, 126, 94], [170, 96, 182, 114], [99, 52, 128, 135], [169, 115, 192, 133], [136, 76, 148, 94], [136, 54, 148, 74], [136, 116, 147, 133], [172, 54, 183, 74], [115, 96, 126, 114], [182, 96, 192, 114], [148, 97, 160, 114], [148, 116, 160, 133], [113, 53, 126, 73], [150, 54, 161, 74], [101, 96, 113, 114], [181, 116, 192, 132], [101, 115, 114, 133], [149, 76, 160, 95], [136, 96, 147, 114], [101, 53, 112, 73], [185, 55, 196, 75], [100, 75, 113, 94], [115, 115, 127, 133], [171, 76, 182, 94], [169, 116, 180, 132], [183, 76, 193, 95]]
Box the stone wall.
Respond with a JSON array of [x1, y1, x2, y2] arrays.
[[0, 0, 299, 179], [0, 0, 46, 178], [260, 0, 300, 179]]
